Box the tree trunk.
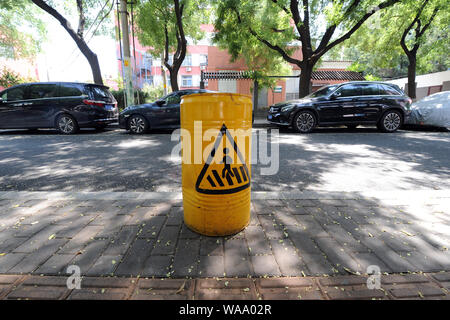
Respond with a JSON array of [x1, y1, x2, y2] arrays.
[[299, 63, 313, 98], [407, 54, 417, 99], [169, 68, 179, 92]]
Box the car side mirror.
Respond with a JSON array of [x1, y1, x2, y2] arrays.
[[155, 99, 165, 106], [331, 92, 341, 99]]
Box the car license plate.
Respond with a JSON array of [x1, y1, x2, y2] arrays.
[[105, 105, 114, 111]]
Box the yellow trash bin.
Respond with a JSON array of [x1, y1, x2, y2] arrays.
[[180, 92, 252, 236]]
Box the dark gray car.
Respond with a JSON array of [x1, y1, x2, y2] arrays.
[[119, 89, 212, 134], [267, 81, 412, 133]]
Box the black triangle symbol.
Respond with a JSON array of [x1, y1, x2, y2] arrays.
[[195, 124, 251, 194]]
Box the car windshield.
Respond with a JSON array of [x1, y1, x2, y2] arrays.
[[308, 85, 339, 98]]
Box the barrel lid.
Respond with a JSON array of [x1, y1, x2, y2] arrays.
[[182, 92, 252, 99]]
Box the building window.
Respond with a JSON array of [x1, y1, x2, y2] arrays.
[[182, 75, 193, 87], [200, 54, 208, 66], [182, 55, 192, 66]]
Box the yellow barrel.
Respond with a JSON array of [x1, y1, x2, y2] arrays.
[[180, 92, 252, 236]]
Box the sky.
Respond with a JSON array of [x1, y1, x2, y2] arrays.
[[36, 11, 118, 83]]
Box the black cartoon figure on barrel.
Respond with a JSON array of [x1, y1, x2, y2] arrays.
[[195, 123, 250, 194], [221, 147, 235, 184]]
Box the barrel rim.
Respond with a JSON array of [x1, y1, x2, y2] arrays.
[[182, 92, 252, 100]]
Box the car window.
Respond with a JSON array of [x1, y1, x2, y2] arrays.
[[378, 84, 400, 96], [166, 94, 181, 105], [308, 85, 338, 98], [361, 84, 380, 96], [29, 84, 58, 99], [88, 86, 114, 102], [59, 84, 84, 97], [336, 84, 362, 97], [1, 86, 27, 101]]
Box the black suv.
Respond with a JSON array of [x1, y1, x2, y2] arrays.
[[119, 89, 212, 134], [0, 82, 118, 134], [267, 81, 412, 133]]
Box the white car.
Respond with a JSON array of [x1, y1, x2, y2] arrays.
[[405, 91, 450, 129]]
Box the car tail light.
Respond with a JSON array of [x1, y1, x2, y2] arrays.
[[83, 99, 105, 107], [407, 97, 413, 105]]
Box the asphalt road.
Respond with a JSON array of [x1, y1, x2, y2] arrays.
[[0, 126, 449, 192]]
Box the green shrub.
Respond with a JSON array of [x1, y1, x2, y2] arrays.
[[0, 66, 36, 88], [111, 84, 167, 111]]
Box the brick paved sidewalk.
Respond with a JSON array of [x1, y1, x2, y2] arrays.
[[0, 190, 449, 288], [1, 273, 449, 300]]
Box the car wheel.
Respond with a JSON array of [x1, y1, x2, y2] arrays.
[[378, 110, 402, 133], [293, 110, 316, 133], [128, 115, 148, 134], [56, 114, 79, 134], [346, 124, 358, 130]]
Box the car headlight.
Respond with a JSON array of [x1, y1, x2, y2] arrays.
[[281, 104, 295, 112]]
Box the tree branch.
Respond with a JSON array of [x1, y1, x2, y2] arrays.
[[316, 0, 401, 58], [76, 0, 85, 38]]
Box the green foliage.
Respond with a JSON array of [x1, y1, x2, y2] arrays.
[[327, 0, 449, 77], [111, 84, 165, 110], [0, 67, 37, 88], [212, 0, 292, 88], [0, 0, 46, 59], [135, 0, 209, 58]]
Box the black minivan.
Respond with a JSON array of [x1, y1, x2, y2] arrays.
[[0, 82, 118, 134], [267, 81, 412, 133]]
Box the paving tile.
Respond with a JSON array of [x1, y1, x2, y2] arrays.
[[35, 254, 76, 275], [142, 255, 172, 277], [244, 225, 272, 255], [70, 239, 109, 273], [151, 225, 180, 255], [68, 288, 128, 300], [86, 254, 122, 276], [224, 239, 252, 277], [132, 279, 193, 300], [198, 255, 225, 277], [300, 252, 335, 276], [0, 253, 26, 273], [250, 255, 281, 277], [103, 225, 139, 256], [270, 239, 306, 276], [114, 238, 154, 277], [172, 239, 200, 277], [138, 216, 166, 239], [195, 278, 257, 300], [7, 286, 68, 300], [200, 238, 223, 256]]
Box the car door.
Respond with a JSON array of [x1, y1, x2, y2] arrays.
[[161, 92, 182, 127], [26, 83, 59, 127], [0, 85, 30, 128], [320, 84, 361, 123], [360, 83, 382, 121]]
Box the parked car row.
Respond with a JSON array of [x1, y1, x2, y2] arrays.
[[1, 81, 447, 134]]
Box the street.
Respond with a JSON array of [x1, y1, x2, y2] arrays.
[[0, 126, 449, 193]]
